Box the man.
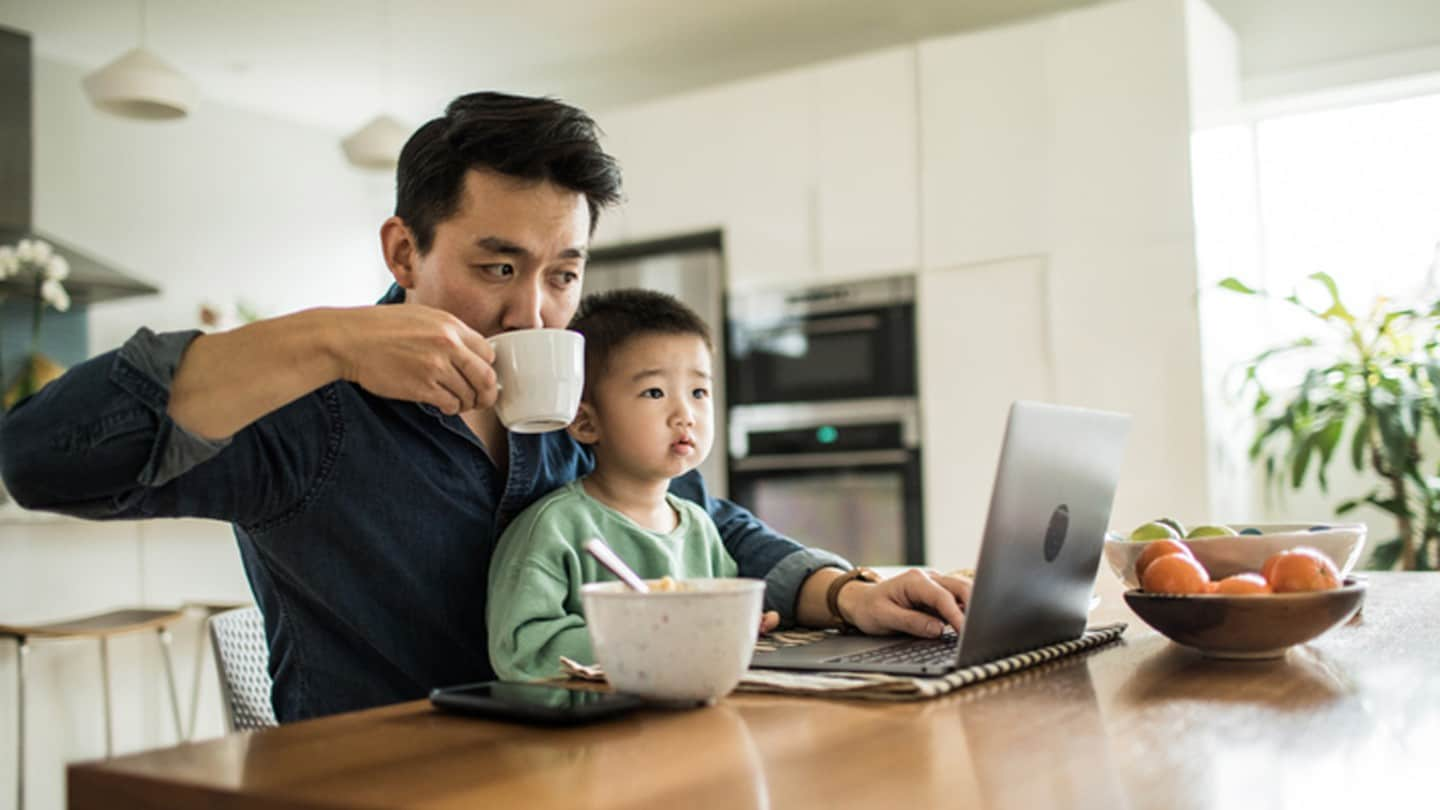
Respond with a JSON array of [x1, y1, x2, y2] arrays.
[[0, 92, 970, 722]]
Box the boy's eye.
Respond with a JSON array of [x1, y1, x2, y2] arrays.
[[641, 388, 664, 399], [692, 388, 710, 399]]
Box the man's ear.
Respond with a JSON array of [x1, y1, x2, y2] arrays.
[[568, 401, 600, 445], [380, 216, 419, 289]]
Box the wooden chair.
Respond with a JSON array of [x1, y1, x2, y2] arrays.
[[1, 607, 186, 810]]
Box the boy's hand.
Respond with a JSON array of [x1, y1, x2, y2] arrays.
[[759, 610, 780, 636]]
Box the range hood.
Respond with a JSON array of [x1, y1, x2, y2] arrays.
[[0, 26, 159, 305]]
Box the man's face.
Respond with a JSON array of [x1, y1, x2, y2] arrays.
[[583, 333, 715, 483], [391, 168, 591, 336]]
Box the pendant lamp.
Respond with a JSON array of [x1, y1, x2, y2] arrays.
[[83, 1, 196, 120], [341, 0, 410, 170], [341, 114, 411, 169]]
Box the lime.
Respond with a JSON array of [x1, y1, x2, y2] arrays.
[[1186, 524, 1239, 538], [1154, 517, 1187, 537], [1129, 521, 1181, 542]]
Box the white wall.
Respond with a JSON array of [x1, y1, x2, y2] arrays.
[[599, 0, 1211, 571], [1, 56, 393, 810]]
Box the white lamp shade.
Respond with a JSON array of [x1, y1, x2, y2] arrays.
[[83, 47, 197, 120], [341, 114, 411, 170]]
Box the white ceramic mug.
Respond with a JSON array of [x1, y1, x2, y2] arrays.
[[487, 328, 585, 433]]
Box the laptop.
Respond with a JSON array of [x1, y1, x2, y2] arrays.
[[750, 400, 1130, 676]]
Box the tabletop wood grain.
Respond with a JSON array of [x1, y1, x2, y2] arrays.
[[68, 572, 1440, 810]]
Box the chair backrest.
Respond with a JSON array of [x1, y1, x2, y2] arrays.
[[209, 606, 278, 731]]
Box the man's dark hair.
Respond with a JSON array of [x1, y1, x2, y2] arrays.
[[395, 92, 623, 254], [569, 289, 713, 398]]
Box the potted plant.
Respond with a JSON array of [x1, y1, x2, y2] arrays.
[[1222, 272, 1440, 570], [1, 238, 73, 410]]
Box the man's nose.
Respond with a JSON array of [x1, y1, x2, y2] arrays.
[[500, 277, 544, 331]]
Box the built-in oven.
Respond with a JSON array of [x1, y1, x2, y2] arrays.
[[727, 398, 924, 566], [727, 276, 915, 405]]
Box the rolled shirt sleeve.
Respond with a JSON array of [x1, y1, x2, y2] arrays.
[[115, 327, 233, 487]]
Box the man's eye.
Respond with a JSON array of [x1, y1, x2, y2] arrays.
[[552, 270, 580, 287], [478, 263, 515, 278], [641, 388, 664, 399]]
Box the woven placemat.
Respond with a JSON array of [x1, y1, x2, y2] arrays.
[[560, 622, 1126, 702]]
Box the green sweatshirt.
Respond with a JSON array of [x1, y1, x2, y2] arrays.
[[486, 479, 739, 682]]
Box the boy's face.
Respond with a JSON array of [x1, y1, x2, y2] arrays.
[[385, 167, 591, 337], [574, 333, 715, 483]]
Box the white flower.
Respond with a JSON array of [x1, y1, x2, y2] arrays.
[[31, 239, 53, 265], [0, 245, 16, 279], [16, 238, 35, 263], [41, 277, 70, 312], [46, 254, 69, 282]]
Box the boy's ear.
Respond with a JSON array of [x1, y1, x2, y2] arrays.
[[568, 401, 600, 445]]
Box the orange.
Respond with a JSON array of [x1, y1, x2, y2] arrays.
[[1134, 539, 1194, 581], [1265, 548, 1341, 593], [1141, 553, 1211, 594], [1214, 573, 1272, 595]]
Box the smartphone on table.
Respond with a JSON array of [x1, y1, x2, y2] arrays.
[[429, 680, 643, 726]]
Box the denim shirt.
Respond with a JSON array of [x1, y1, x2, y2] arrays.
[[0, 285, 849, 722]]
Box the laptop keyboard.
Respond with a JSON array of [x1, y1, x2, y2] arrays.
[[827, 634, 959, 667]]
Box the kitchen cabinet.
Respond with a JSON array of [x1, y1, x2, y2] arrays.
[[602, 46, 922, 293], [813, 47, 920, 282], [600, 69, 816, 292], [918, 19, 1052, 271], [917, 256, 1054, 571]]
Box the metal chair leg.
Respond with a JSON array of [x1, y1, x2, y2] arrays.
[[16, 637, 28, 810], [99, 636, 113, 759], [187, 617, 207, 741], [156, 629, 184, 743]]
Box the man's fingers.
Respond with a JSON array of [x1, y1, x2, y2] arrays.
[[428, 381, 466, 415], [878, 601, 946, 638], [931, 573, 973, 610], [451, 352, 496, 410], [902, 573, 967, 633], [456, 324, 496, 365]]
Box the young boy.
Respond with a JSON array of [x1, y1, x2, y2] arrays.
[[487, 289, 764, 681]]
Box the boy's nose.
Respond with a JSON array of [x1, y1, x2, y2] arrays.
[[670, 402, 696, 426]]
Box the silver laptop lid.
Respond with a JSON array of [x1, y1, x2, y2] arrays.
[[955, 401, 1130, 668]]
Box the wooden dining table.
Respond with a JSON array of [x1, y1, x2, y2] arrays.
[[68, 572, 1439, 810]]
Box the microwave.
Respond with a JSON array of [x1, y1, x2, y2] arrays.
[[727, 276, 916, 405]]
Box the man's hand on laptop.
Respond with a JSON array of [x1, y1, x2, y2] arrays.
[[837, 569, 972, 638]]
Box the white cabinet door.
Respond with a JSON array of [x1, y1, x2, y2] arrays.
[[918, 19, 1052, 270], [601, 70, 816, 293], [918, 256, 1055, 571], [813, 47, 920, 282]]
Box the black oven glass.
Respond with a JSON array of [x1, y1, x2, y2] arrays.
[[729, 304, 914, 405], [768, 332, 874, 389]]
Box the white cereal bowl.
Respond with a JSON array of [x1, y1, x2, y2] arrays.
[[580, 578, 764, 705], [1104, 523, 1367, 589]]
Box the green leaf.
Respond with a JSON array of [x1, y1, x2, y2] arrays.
[[1365, 495, 1410, 519], [1350, 412, 1371, 471], [1218, 277, 1259, 295], [1290, 433, 1314, 489], [1336, 498, 1361, 515], [1368, 538, 1405, 570]]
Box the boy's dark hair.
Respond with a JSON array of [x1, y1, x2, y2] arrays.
[[569, 289, 713, 398], [395, 92, 623, 254]]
